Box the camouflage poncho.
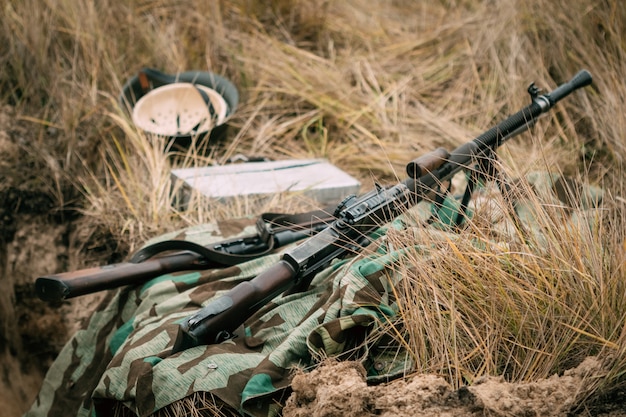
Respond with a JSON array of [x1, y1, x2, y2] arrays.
[[24, 172, 602, 417]]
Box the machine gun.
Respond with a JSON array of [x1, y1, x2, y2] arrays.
[[171, 69, 593, 353]]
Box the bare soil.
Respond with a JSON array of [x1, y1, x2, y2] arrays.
[[0, 105, 107, 416], [285, 359, 626, 417]]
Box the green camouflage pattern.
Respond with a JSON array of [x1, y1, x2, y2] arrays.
[[24, 172, 603, 417]]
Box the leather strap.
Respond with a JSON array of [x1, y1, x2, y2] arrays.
[[129, 208, 335, 266], [193, 85, 217, 121]]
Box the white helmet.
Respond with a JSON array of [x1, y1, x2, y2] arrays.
[[120, 68, 239, 144]]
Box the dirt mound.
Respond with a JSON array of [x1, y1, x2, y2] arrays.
[[284, 358, 626, 417]]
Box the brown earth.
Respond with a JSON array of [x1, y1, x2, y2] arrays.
[[0, 105, 108, 415], [285, 359, 626, 417]]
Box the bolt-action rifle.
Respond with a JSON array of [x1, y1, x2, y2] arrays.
[[171, 70, 593, 353], [35, 212, 333, 302]]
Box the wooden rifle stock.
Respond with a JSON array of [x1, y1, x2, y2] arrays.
[[172, 260, 297, 352], [35, 252, 206, 302]]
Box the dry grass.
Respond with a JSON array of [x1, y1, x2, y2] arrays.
[[385, 168, 625, 392], [2, 0, 626, 411]]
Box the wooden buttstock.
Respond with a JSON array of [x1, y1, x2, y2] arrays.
[[35, 252, 202, 302]]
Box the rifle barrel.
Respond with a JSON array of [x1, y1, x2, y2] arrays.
[[405, 70, 593, 196]]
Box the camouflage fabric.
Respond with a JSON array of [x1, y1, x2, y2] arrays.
[[24, 172, 603, 417]]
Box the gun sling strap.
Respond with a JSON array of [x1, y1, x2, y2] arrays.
[[128, 207, 337, 266]]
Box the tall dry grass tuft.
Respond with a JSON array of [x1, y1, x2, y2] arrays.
[[383, 160, 626, 402]]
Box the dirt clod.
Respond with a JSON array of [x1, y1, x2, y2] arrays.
[[284, 358, 624, 417]]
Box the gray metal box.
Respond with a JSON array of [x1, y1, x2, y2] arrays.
[[171, 159, 361, 207]]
